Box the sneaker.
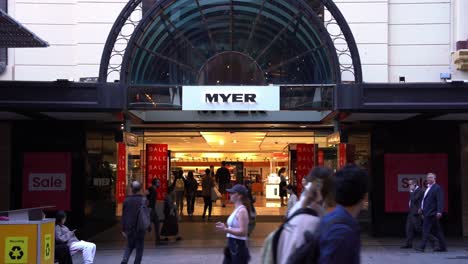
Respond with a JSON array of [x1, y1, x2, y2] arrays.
[[176, 236, 182, 241], [414, 248, 424, 252], [400, 245, 412, 249]]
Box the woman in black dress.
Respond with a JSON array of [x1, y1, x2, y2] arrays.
[[278, 167, 287, 206]]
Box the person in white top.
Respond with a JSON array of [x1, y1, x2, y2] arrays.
[[285, 184, 298, 217], [216, 184, 251, 263], [275, 167, 335, 264]]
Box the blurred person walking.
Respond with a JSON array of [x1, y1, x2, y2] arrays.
[[202, 168, 215, 221], [121, 181, 149, 264], [186, 171, 199, 217]]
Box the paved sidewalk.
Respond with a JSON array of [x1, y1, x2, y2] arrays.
[[73, 222, 468, 264]]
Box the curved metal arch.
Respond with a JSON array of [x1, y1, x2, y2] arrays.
[[321, 0, 362, 83], [99, 0, 362, 83], [134, 9, 332, 83], [121, 0, 339, 85]]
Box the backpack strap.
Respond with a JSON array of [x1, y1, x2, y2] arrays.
[[272, 207, 318, 264]]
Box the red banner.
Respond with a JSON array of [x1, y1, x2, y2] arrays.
[[296, 144, 316, 194], [318, 150, 324, 166], [384, 153, 448, 212], [22, 152, 71, 210], [147, 144, 168, 200], [116, 143, 127, 203]]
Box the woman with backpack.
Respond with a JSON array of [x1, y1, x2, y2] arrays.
[[185, 171, 198, 217], [173, 170, 186, 217], [216, 184, 251, 264], [262, 167, 335, 264]]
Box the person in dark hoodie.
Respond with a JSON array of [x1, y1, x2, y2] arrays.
[[121, 181, 147, 264]]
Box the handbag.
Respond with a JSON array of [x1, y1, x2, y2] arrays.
[[211, 186, 221, 201]]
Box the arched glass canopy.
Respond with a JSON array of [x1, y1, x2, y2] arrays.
[[120, 0, 340, 86]]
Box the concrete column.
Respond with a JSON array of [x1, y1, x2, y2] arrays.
[[0, 123, 11, 211], [452, 0, 468, 80], [460, 124, 468, 236], [454, 0, 468, 43]]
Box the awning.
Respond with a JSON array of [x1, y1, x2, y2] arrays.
[[0, 9, 48, 48]]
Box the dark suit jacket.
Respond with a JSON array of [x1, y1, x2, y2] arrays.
[[422, 183, 444, 217], [409, 186, 424, 215]]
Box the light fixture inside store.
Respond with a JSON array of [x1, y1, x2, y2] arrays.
[[300, 125, 307, 128], [219, 139, 225, 145], [232, 139, 238, 144]]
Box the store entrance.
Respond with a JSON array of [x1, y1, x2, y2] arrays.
[[125, 129, 354, 218]]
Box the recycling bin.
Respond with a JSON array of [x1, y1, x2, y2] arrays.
[[0, 207, 55, 264]]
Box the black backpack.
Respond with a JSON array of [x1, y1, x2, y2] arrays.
[[286, 216, 349, 264], [271, 208, 319, 264]]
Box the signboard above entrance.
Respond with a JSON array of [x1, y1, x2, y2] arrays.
[[182, 86, 280, 111]]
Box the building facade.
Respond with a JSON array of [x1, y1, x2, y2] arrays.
[[1, 0, 468, 238]]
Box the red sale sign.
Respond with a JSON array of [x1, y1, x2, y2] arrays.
[[296, 144, 317, 194], [147, 144, 168, 200], [384, 153, 448, 212], [116, 143, 127, 203], [22, 152, 71, 210]]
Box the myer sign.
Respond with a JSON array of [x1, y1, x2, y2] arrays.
[[182, 86, 280, 111]]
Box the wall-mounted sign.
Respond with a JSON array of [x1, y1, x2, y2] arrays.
[[326, 132, 341, 145], [22, 152, 71, 210], [116, 143, 127, 203], [146, 144, 168, 200], [384, 153, 448, 213], [182, 86, 280, 111], [296, 144, 317, 194], [124, 132, 138, 147]]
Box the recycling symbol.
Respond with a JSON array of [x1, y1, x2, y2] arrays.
[[45, 243, 50, 257], [8, 246, 24, 260]]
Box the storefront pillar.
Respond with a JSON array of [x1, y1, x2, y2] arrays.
[[459, 124, 468, 236]]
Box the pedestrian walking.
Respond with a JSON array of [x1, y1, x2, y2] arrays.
[[160, 186, 182, 242], [121, 181, 148, 264], [146, 178, 162, 245], [285, 184, 298, 217], [202, 168, 215, 221], [318, 164, 368, 264], [415, 172, 447, 252], [270, 167, 335, 264], [216, 184, 251, 264], [278, 168, 287, 206], [55, 211, 96, 264], [186, 171, 198, 217], [245, 180, 257, 236], [401, 179, 423, 248], [174, 170, 186, 216], [216, 161, 231, 207]]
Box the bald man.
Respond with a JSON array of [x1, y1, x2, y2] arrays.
[[121, 181, 147, 264]]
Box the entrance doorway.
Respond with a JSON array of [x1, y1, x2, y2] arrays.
[[126, 130, 348, 218]]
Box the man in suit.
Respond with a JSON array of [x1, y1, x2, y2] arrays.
[[415, 173, 447, 252], [401, 179, 423, 248]]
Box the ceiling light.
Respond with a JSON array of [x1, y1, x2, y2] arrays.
[[232, 140, 238, 144], [300, 125, 307, 128], [219, 140, 225, 145]]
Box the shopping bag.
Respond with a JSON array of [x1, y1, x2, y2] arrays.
[[211, 186, 221, 201]]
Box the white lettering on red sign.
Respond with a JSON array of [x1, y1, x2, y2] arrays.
[[29, 173, 66, 191], [397, 174, 427, 192]]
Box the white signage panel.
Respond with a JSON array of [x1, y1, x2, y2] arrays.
[[182, 86, 280, 111], [29, 173, 67, 191]]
